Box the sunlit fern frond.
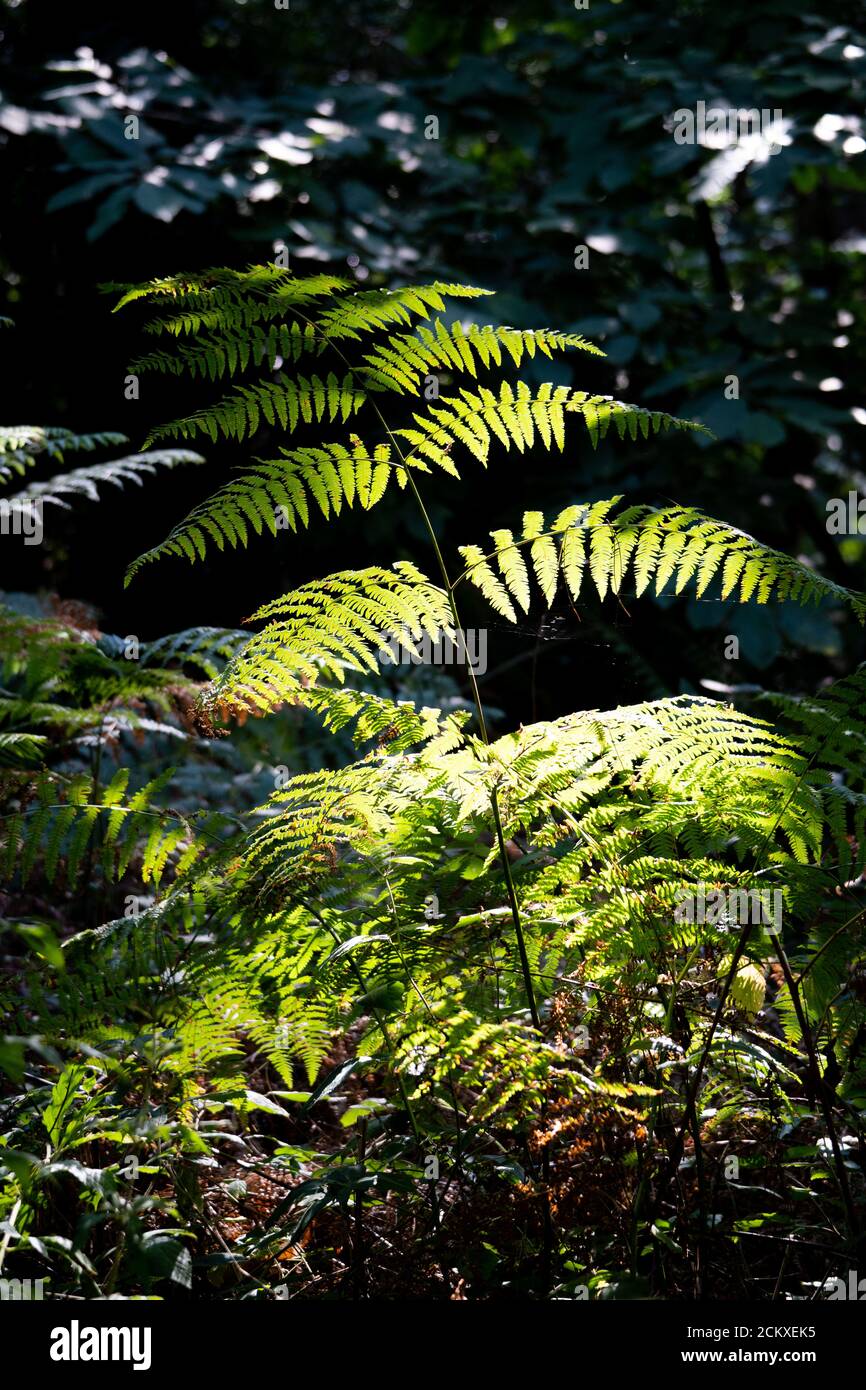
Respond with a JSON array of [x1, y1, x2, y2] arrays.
[[359, 321, 604, 393], [113, 269, 705, 587], [143, 371, 367, 447], [314, 281, 494, 341], [395, 384, 704, 472], [456, 500, 866, 621], [107, 266, 352, 330], [200, 562, 453, 720], [111, 270, 489, 343], [123, 439, 397, 581], [130, 320, 326, 380], [298, 684, 470, 754]]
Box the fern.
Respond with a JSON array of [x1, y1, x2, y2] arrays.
[[144, 371, 367, 447], [203, 562, 454, 718], [130, 319, 326, 381], [314, 281, 494, 340], [123, 440, 397, 580], [294, 685, 470, 754], [397, 384, 706, 469], [0, 730, 48, 766], [111, 269, 705, 584], [456, 500, 866, 621], [7, 267, 866, 1300], [2, 447, 202, 508], [360, 322, 604, 392], [0, 426, 128, 481], [139, 625, 251, 679]]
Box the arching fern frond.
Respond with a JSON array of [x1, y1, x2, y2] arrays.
[[113, 269, 706, 590], [436, 695, 804, 834], [108, 266, 352, 333], [456, 500, 866, 621], [396, 384, 704, 470], [360, 322, 604, 393], [315, 282, 494, 342], [201, 563, 452, 720], [131, 319, 326, 381], [123, 439, 398, 582], [564, 392, 710, 449], [755, 667, 866, 873], [286, 684, 470, 755], [238, 763, 394, 902], [139, 626, 251, 679], [3, 448, 202, 508], [144, 372, 366, 447], [111, 271, 489, 346], [756, 666, 866, 787], [0, 730, 47, 767]]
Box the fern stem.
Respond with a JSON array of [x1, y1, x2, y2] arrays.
[[293, 321, 541, 1032], [388, 458, 539, 1027]]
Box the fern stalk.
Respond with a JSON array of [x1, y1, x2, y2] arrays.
[[401, 463, 541, 1029], [296, 314, 543, 1031], [215, 277, 544, 1111]]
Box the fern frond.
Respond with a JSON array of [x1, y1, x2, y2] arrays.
[[109, 266, 352, 333], [295, 684, 469, 754], [316, 282, 494, 342], [0, 427, 128, 482], [238, 763, 393, 900], [360, 322, 603, 393], [755, 667, 866, 873], [3, 449, 202, 508], [1, 768, 195, 889], [0, 730, 48, 766], [123, 439, 398, 582], [396, 384, 704, 469], [564, 392, 709, 448], [201, 563, 452, 719], [140, 626, 251, 679], [131, 319, 326, 381], [143, 372, 366, 447], [457, 500, 866, 617], [757, 667, 866, 786], [111, 270, 489, 346]]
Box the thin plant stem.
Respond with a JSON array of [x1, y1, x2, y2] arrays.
[[286, 310, 541, 1030]]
